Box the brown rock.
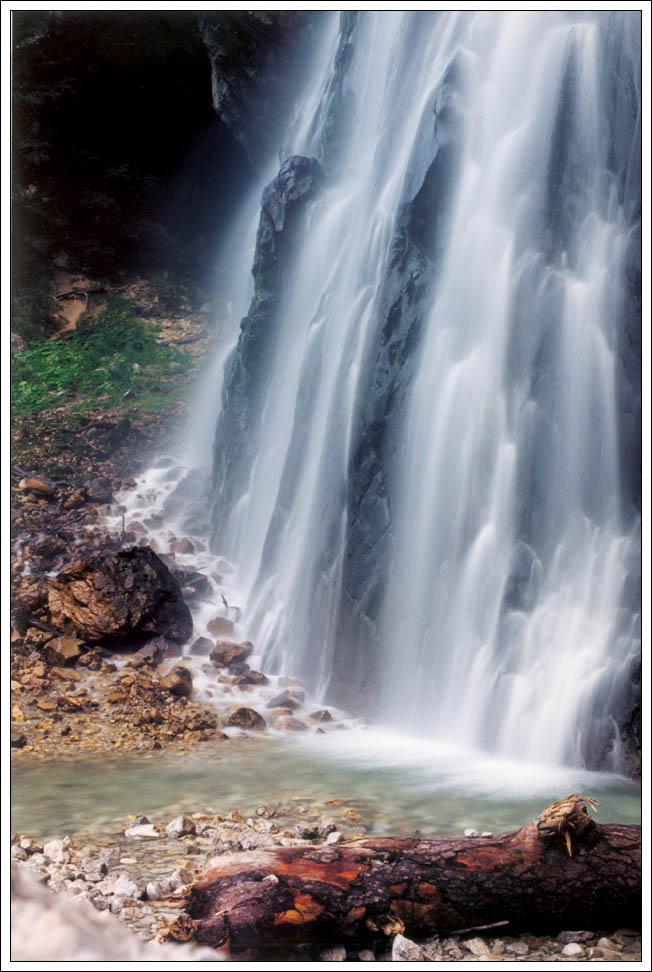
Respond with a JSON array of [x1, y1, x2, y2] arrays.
[[209, 640, 253, 669], [207, 616, 235, 637], [170, 538, 195, 555], [50, 667, 82, 682], [46, 637, 85, 667], [225, 707, 266, 730], [47, 546, 193, 645], [281, 717, 309, 732], [11, 706, 26, 723], [19, 478, 56, 497], [23, 628, 53, 651], [78, 652, 102, 670], [235, 670, 269, 686], [310, 709, 333, 723], [160, 666, 193, 697]]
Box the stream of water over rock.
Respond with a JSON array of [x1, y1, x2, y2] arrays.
[[209, 11, 641, 774]]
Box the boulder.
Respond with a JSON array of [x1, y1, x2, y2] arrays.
[[209, 640, 253, 669], [47, 546, 192, 645], [225, 707, 266, 730]]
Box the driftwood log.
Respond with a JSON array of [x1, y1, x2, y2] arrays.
[[164, 796, 640, 954]]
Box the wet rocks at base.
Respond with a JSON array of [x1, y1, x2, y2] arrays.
[[11, 803, 642, 963]]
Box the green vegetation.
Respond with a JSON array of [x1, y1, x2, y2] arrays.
[[11, 295, 190, 416]]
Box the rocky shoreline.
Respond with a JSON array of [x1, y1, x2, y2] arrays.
[[11, 800, 642, 962]]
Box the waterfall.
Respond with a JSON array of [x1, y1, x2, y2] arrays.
[[210, 11, 641, 772]]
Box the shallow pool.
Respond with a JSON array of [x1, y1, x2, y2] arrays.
[[11, 727, 640, 842]]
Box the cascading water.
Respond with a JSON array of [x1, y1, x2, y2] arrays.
[[211, 12, 641, 773]]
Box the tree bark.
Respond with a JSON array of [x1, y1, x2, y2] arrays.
[[169, 796, 640, 954]]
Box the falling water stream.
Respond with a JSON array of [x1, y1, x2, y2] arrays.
[[213, 11, 641, 772]]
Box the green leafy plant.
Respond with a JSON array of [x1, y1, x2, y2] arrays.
[[11, 294, 190, 415]]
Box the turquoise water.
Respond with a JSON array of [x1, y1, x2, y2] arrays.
[[11, 728, 640, 842]]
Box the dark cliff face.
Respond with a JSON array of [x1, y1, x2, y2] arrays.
[[12, 10, 254, 289], [326, 57, 463, 714], [199, 12, 320, 173]]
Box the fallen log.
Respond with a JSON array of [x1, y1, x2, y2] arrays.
[[169, 796, 640, 954]]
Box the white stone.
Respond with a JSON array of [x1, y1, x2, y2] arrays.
[[325, 831, 344, 845], [145, 881, 163, 900], [465, 937, 490, 956], [124, 824, 159, 839], [463, 828, 479, 837], [358, 949, 376, 961], [165, 815, 196, 839], [561, 942, 585, 957], [392, 934, 425, 961], [43, 840, 70, 864], [112, 874, 145, 900]]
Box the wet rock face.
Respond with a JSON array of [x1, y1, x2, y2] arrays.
[[328, 69, 461, 715], [212, 155, 323, 537], [47, 546, 193, 646], [198, 12, 317, 171]]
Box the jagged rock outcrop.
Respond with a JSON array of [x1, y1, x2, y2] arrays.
[[47, 546, 193, 646], [212, 155, 323, 537], [199, 12, 319, 171]]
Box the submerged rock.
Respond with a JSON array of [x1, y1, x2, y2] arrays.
[[266, 688, 305, 710], [207, 616, 235, 637]]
